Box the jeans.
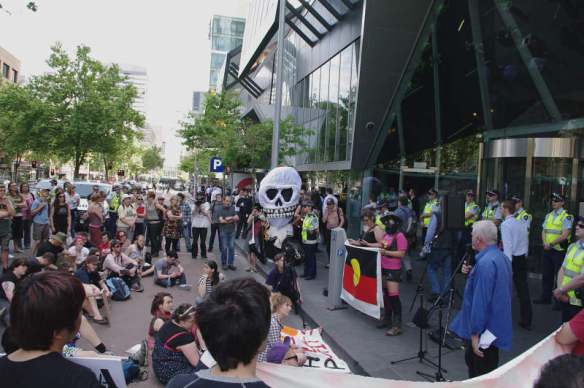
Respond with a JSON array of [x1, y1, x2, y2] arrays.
[[192, 227, 208, 258], [428, 248, 452, 295], [541, 249, 565, 302], [303, 243, 317, 278], [465, 342, 499, 378], [220, 230, 235, 266], [22, 219, 32, 248], [209, 224, 221, 250], [512, 255, 532, 326], [182, 221, 192, 252], [146, 222, 162, 256], [154, 273, 187, 288]]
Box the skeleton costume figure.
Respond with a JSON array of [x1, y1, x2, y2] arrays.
[[258, 167, 302, 249]]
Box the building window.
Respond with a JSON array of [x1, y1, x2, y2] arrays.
[[2, 63, 10, 79], [12, 69, 18, 83]]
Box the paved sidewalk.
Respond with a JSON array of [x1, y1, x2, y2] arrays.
[[235, 238, 564, 382]]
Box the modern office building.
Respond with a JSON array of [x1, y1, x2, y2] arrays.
[[192, 91, 206, 115], [0, 46, 21, 84], [118, 64, 148, 118], [226, 0, 584, 272], [209, 14, 247, 90]]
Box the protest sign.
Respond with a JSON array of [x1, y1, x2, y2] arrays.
[[69, 355, 127, 388]]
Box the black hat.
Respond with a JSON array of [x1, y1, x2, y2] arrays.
[[466, 190, 475, 197], [253, 203, 262, 210], [302, 201, 314, 208], [380, 213, 402, 227], [552, 193, 566, 202], [511, 194, 522, 202], [486, 189, 500, 198], [428, 188, 438, 196]]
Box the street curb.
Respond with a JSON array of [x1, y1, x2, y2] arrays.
[[234, 239, 369, 377]]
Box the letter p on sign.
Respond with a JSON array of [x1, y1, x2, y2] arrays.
[[210, 157, 224, 173]]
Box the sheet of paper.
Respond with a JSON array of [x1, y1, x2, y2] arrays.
[[479, 329, 497, 349]]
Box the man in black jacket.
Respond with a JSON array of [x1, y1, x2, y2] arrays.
[[236, 189, 253, 239]]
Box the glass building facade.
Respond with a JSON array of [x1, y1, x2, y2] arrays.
[[209, 15, 246, 90]]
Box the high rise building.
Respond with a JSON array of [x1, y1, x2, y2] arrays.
[[0, 46, 21, 84], [209, 15, 246, 90], [192, 91, 206, 114], [118, 64, 148, 118]]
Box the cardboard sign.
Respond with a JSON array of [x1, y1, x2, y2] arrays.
[[69, 355, 127, 388]]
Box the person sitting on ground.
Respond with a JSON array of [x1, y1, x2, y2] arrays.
[[152, 303, 203, 385], [103, 239, 143, 292], [98, 232, 112, 259], [0, 271, 101, 387], [266, 336, 307, 367], [265, 253, 302, 312], [167, 278, 271, 388], [75, 255, 110, 325], [197, 260, 222, 300], [0, 258, 29, 326], [534, 354, 584, 388], [27, 252, 58, 274], [75, 231, 95, 250], [127, 234, 153, 277], [36, 232, 66, 261], [147, 292, 173, 352], [154, 250, 189, 289], [257, 293, 294, 362], [66, 236, 90, 267], [116, 230, 131, 254]]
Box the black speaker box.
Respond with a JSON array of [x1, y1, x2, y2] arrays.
[[441, 194, 466, 230]]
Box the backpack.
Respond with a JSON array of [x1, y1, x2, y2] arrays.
[[106, 277, 131, 301]]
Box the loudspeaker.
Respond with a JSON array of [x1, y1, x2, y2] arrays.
[[441, 194, 466, 230]]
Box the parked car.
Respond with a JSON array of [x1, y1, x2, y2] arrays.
[[74, 181, 112, 230]]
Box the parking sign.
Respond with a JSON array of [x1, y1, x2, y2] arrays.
[[210, 157, 224, 173]]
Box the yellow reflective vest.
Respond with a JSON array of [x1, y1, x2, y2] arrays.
[[464, 202, 480, 227], [302, 213, 319, 244], [422, 199, 438, 227], [543, 209, 570, 251], [561, 242, 584, 307]]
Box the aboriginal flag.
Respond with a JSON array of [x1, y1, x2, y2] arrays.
[[341, 244, 382, 319]]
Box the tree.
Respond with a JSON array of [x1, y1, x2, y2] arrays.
[[29, 44, 144, 178], [142, 146, 164, 172]]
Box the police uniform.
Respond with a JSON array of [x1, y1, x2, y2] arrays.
[[301, 207, 319, 280], [557, 240, 584, 322], [421, 189, 439, 243], [537, 193, 573, 304], [457, 191, 479, 263]]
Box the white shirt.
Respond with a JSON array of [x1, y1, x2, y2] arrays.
[[191, 202, 211, 228], [67, 245, 89, 265], [501, 215, 529, 260]]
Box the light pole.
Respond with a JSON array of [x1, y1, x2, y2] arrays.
[[271, 0, 286, 169]]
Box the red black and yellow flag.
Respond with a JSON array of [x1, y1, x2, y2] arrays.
[[341, 244, 382, 319]]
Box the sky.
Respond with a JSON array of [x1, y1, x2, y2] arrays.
[[0, 0, 250, 167]]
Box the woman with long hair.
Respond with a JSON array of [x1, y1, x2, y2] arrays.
[[50, 190, 71, 235], [197, 260, 221, 300], [163, 196, 182, 254], [7, 182, 25, 253], [87, 193, 104, 247], [20, 182, 35, 250], [66, 184, 80, 238], [147, 292, 173, 351]]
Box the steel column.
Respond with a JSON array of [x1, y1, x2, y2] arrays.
[[432, 22, 442, 189], [524, 138, 534, 210]]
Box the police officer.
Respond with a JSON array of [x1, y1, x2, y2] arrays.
[[420, 188, 439, 240], [482, 189, 502, 226], [301, 201, 320, 281], [107, 185, 121, 238], [512, 195, 532, 232], [501, 200, 532, 330], [553, 216, 584, 322], [536, 193, 573, 305], [458, 190, 480, 265]]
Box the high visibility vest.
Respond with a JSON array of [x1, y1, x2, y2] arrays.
[[561, 243, 584, 307], [422, 200, 437, 227], [543, 209, 570, 251], [110, 194, 121, 212], [375, 214, 386, 231], [515, 208, 532, 231], [464, 202, 480, 227], [481, 203, 499, 221], [302, 214, 318, 244]]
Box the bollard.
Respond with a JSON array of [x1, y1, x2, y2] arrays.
[[327, 227, 348, 311]]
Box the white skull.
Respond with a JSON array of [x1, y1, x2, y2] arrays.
[[259, 166, 301, 228]]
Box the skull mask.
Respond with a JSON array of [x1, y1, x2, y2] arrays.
[[258, 167, 301, 228]]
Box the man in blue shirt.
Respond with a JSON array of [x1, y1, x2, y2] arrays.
[[31, 188, 51, 253], [450, 220, 513, 378]]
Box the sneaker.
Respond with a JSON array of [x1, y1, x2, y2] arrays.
[[132, 284, 144, 293], [138, 367, 149, 381], [129, 341, 147, 367], [178, 284, 192, 291], [385, 327, 402, 336], [228, 265, 237, 271]]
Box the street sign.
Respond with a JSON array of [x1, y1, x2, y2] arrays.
[[210, 157, 224, 173]]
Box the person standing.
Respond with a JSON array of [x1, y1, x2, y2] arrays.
[[107, 186, 121, 239], [20, 183, 35, 250], [512, 195, 532, 232], [553, 216, 584, 323], [0, 184, 15, 270], [450, 221, 513, 378], [7, 182, 25, 253], [145, 192, 165, 258], [86, 193, 104, 248], [50, 191, 71, 236], [536, 193, 573, 305], [191, 193, 211, 259], [322, 198, 344, 259], [235, 189, 252, 239], [216, 195, 239, 271], [208, 193, 222, 252], [117, 195, 136, 242], [65, 184, 80, 238], [420, 188, 439, 241], [30, 188, 50, 255], [500, 200, 532, 330], [178, 193, 192, 253], [481, 189, 502, 226], [301, 201, 319, 280], [163, 196, 182, 254], [393, 196, 414, 281]]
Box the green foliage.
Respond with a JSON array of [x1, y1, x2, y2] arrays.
[[142, 146, 164, 172], [27, 43, 145, 177], [178, 91, 311, 172], [179, 148, 215, 175]]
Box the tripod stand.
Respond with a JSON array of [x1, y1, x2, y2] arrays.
[[391, 262, 444, 372]]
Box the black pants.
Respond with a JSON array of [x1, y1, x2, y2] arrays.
[[165, 238, 179, 254], [209, 224, 221, 250], [512, 255, 532, 326], [465, 342, 499, 378], [192, 227, 208, 258], [541, 249, 565, 302], [236, 214, 248, 239], [323, 228, 332, 258], [146, 222, 162, 256], [561, 302, 583, 323]]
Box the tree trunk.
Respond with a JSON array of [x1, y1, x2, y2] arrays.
[[103, 157, 110, 181]]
